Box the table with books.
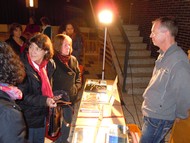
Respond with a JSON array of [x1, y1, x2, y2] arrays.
[[71, 77, 128, 143]]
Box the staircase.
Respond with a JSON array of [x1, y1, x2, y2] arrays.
[[108, 24, 155, 96]]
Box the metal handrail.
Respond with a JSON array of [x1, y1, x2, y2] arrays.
[[107, 0, 131, 92], [116, 19, 131, 92]]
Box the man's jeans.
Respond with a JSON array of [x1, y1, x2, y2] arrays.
[[139, 116, 174, 143]]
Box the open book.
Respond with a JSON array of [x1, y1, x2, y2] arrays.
[[84, 84, 107, 93]]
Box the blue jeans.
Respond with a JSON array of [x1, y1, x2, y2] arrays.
[[28, 127, 45, 143], [139, 116, 174, 143]]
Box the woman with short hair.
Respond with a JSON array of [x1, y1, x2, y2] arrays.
[[17, 33, 57, 143]]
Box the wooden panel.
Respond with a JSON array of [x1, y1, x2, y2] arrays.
[[0, 24, 9, 32], [83, 39, 100, 64]]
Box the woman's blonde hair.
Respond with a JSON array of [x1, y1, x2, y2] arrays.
[[53, 34, 72, 54]]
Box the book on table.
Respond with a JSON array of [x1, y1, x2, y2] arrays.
[[84, 83, 107, 93]]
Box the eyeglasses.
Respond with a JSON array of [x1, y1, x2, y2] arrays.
[[29, 43, 43, 52]]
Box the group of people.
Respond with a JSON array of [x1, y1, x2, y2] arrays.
[[6, 16, 83, 63], [1, 15, 190, 143], [0, 16, 83, 143]]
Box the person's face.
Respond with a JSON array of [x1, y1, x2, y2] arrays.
[[150, 21, 167, 48], [60, 39, 71, 56], [13, 27, 22, 38], [29, 17, 34, 24], [65, 24, 74, 36], [29, 42, 46, 64]]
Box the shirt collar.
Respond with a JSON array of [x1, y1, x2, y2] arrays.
[[157, 43, 178, 62]]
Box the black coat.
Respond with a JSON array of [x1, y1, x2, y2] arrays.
[[5, 36, 26, 55], [0, 90, 28, 143], [52, 55, 81, 103], [17, 54, 56, 128]]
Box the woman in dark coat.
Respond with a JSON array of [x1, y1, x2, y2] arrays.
[[52, 34, 82, 143], [0, 42, 27, 143], [5, 23, 27, 55], [17, 33, 58, 143], [58, 22, 83, 63]]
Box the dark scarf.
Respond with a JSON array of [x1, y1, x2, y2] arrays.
[[27, 54, 53, 98], [56, 53, 71, 66]]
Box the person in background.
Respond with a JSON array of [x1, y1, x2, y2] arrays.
[[0, 41, 27, 143], [140, 16, 190, 143], [40, 16, 52, 39], [58, 22, 83, 63], [6, 23, 27, 55], [23, 16, 40, 40], [17, 33, 58, 143], [52, 34, 82, 143]]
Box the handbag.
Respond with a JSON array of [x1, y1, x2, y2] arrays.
[[46, 90, 73, 140], [47, 100, 72, 138]]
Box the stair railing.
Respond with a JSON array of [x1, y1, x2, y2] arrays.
[[115, 19, 131, 92], [106, 0, 131, 92]]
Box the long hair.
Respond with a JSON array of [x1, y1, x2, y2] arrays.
[[58, 21, 81, 35], [0, 42, 25, 85]]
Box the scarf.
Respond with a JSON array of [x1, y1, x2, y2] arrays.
[[20, 43, 26, 54], [27, 54, 53, 98], [56, 53, 70, 66], [0, 83, 22, 100]]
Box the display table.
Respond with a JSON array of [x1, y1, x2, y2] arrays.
[[71, 78, 127, 143]]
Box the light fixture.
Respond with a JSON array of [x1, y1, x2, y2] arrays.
[[98, 10, 113, 25], [98, 9, 113, 80], [26, 0, 38, 8]]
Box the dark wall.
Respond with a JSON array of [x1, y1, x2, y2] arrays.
[[0, 0, 93, 26], [0, 0, 28, 24], [126, 0, 190, 54], [116, 0, 190, 57]]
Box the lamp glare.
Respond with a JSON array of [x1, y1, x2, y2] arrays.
[[98, 10, 113, 24], [29, 0, 34, 7]]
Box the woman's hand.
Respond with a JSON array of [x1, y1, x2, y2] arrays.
[[46, 98, 57, 108]]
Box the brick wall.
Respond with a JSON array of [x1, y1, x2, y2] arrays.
[[119, 0, 190, 56]]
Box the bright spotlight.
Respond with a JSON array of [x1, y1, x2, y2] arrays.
[[98, 9, 113, 25]]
